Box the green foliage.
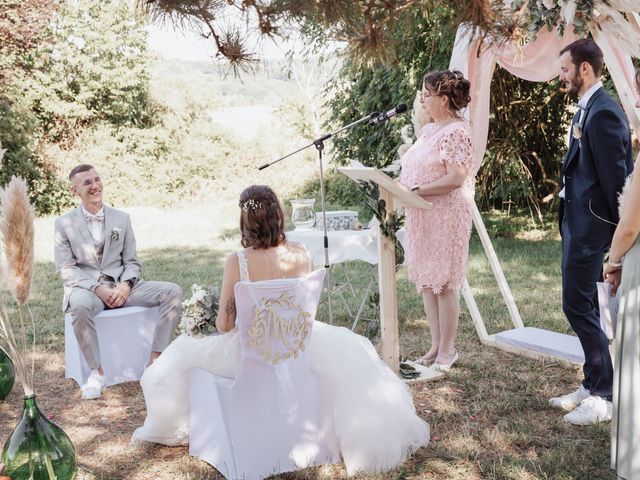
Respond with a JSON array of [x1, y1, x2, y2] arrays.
[[322, 2, 573, 215], [289, 172, 370, 220], [0, 97, 73, 215], [358, 180, 405, 266], [324, 3, 458, 169], [0, 0, 157, 214], [512, 0, 595, 38], [0, 0, 60, 79], [25, 0, 155, 142], [52, 58, 324, 210], [477, 65, 572, 214]]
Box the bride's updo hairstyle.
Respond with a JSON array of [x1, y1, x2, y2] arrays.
[[422, 70, 471, 113], [239, 185, 286, 249]]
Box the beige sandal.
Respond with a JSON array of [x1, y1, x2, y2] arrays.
[[414, 353, 437, 366], [432, 350, 459, 373]]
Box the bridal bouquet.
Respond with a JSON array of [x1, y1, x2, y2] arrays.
[[178, 284, 219, 337]]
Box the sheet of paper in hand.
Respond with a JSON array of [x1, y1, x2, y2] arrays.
[[597, 282, 619, 340]]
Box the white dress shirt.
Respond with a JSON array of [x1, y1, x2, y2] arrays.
[[82, 205, 105, 245], [577, 81, 603, 122]]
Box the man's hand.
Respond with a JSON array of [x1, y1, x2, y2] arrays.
[[94, 285, 117, 308], [107, 282, 131, 308], [604, 269, 622, 296]]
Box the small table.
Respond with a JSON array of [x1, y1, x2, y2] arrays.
[[287, 228, 379, 331], [287, 228, 378, 266]]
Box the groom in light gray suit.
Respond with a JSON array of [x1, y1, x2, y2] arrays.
[[54, 164, 182, 399]]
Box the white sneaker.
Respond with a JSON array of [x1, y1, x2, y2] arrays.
[[81, 369, 107, 400], [549, 385, 590, 411], [563, 396, 612, 425]]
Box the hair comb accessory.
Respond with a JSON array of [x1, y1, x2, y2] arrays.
[[241, 199, 264, 211]]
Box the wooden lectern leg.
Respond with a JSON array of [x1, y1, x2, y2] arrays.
[[377, 190, 400, 373], [337, 165, 431, 374]]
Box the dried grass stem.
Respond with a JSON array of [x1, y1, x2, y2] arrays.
[[0, 175, 36, 395]]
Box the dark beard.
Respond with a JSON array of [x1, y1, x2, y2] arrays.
[[568, 74, 584, 96]]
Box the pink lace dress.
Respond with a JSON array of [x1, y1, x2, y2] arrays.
[[399, 121, 474, 294]]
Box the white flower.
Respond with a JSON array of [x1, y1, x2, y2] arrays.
[[178, 283, 219, 337], [572, 124, 582, 140], [110, 227, 122, 241], [561, 0, 577, 25], [542, 0, 555, 9], [191, 289, 206, 303], [399, 124, 414, 144]]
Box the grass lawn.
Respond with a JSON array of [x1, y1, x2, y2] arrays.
[[0, 217, 614, 480]]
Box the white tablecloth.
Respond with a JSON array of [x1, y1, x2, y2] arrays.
[[287, 228, 379, 267]]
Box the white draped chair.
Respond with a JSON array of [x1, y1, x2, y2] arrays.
[[65, 306, 158, 387], [188, 269, 340, 480]]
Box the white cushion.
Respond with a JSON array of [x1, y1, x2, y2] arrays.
[[65, 306, 158, 387], [493, 327, 585, 364]]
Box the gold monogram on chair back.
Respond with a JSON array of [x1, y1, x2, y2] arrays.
[[247, 292, 312, 365]]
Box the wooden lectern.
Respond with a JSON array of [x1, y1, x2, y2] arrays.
[[339, 166, 431, 372]]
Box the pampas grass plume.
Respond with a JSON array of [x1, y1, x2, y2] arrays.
[[0, 176, 35, 306]]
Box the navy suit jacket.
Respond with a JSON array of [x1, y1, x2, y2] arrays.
[[560, 87, 633, 251]]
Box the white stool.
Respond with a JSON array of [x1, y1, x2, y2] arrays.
[[65, 306, 159, 387]]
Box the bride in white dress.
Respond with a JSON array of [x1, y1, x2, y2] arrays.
[[131, 185, 429, 475]]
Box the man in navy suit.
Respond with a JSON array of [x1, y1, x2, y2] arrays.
[[549, 39, 634, 425]]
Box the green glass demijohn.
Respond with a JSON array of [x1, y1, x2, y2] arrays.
[[1, 395, 77, 480], [0, 347, 14, 401]]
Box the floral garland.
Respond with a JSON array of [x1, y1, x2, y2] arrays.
[[511, 1, 640, 58], [358, 180, 405, 267], [511, 0, 596, 38]]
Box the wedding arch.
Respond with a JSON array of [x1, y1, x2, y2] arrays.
[[444, 5, 640, 364]]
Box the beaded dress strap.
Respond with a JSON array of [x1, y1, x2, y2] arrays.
[[236, 250, 250, 282]]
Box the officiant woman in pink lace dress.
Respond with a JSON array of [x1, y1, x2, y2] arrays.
[[399, 70, 474, 374]]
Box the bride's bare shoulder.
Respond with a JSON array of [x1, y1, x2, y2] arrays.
[[285, 240, 309, 254]]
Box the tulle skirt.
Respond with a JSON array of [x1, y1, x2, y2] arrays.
[[132, 321, 429, 475]]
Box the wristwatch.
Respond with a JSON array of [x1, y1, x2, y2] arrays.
[[125, 278, 137, 289]]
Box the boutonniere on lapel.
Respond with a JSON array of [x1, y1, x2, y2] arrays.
[[110, 227, 122, 242], [572, 106, 585, 147], [572, 124, 582, 140]]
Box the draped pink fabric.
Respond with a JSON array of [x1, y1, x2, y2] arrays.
[[608, 44, 640, 133], [448, 24, 640, 172], [449, 26, 579, 172]]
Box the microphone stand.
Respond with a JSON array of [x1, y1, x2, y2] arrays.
[[259, 112, 379, 324]]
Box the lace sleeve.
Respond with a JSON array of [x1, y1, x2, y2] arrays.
[[439, 126, 472, 168]]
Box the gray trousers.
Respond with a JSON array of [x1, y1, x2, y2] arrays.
[[67, 281, 183, 370]]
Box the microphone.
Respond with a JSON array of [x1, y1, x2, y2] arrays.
[[369, 103, 408, 125]]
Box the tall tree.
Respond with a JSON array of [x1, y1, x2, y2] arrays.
[[0, 0, 61, 80], [143, 0, 573, 212], [0, 0, 156, 214]]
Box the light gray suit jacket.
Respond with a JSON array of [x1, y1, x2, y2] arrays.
[[54, 206, 141, 311]]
